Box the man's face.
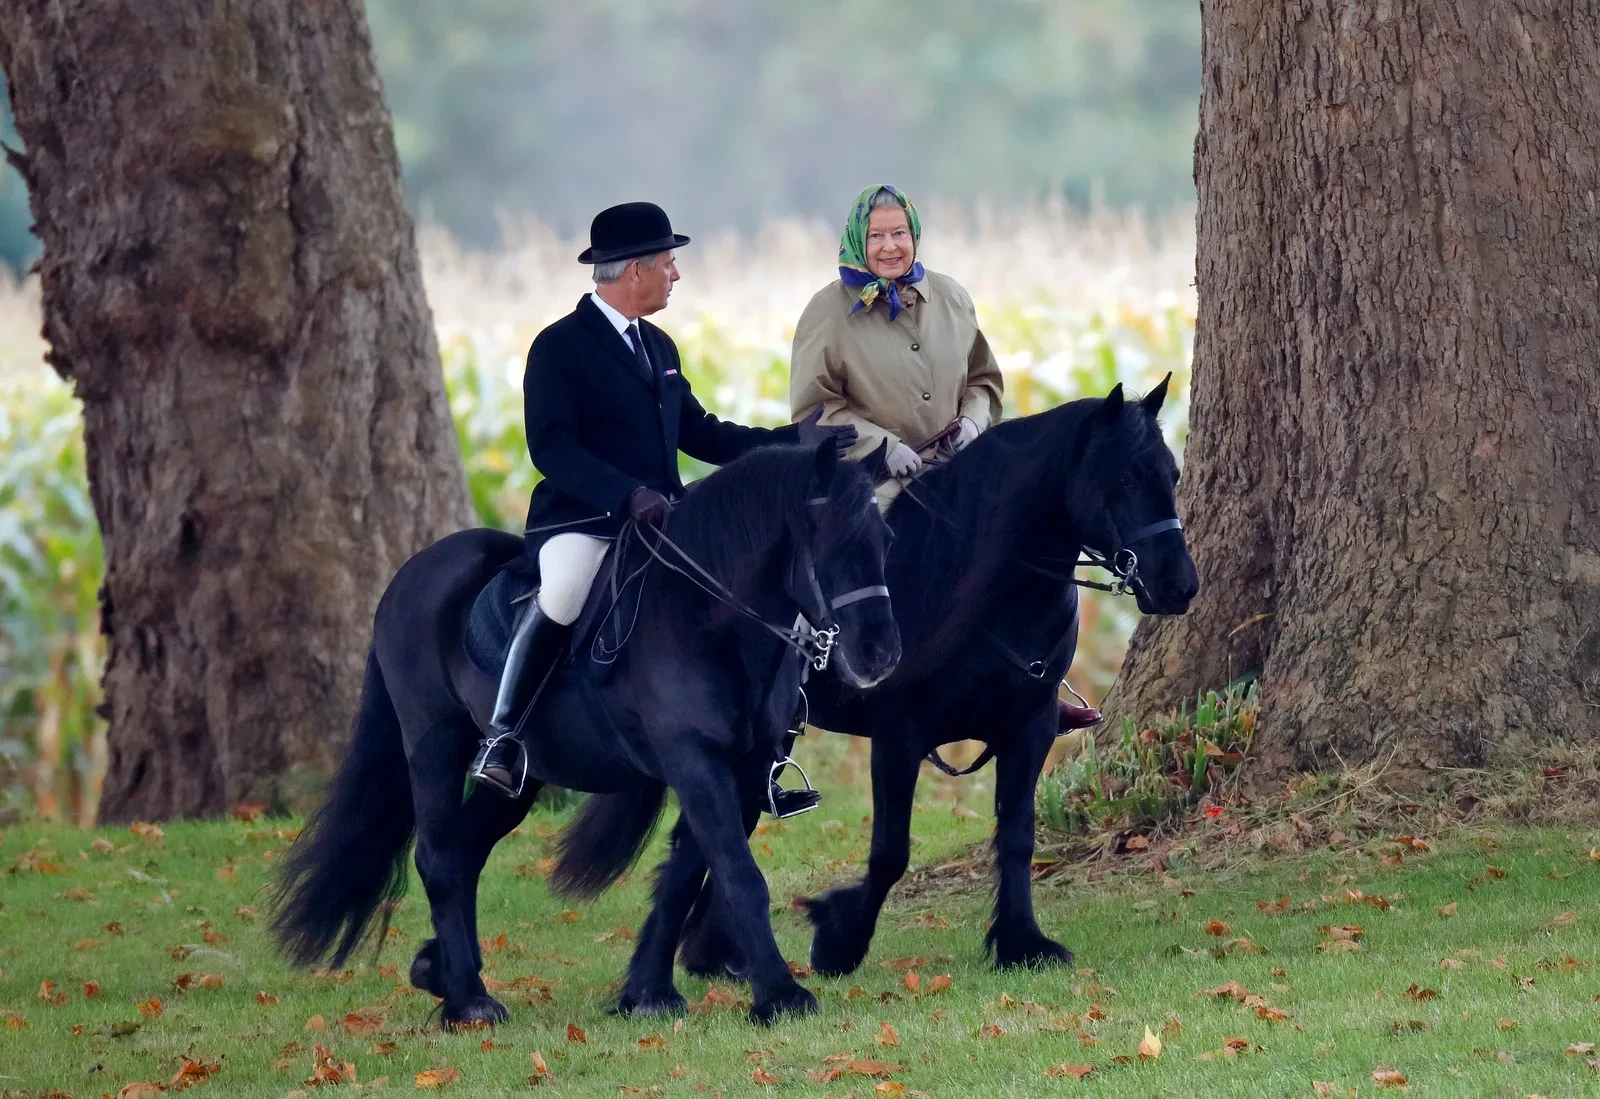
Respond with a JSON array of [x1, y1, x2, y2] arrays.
[[864, 207, 914, 280], [632, 251, 679, 316]]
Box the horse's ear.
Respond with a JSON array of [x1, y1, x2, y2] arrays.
[[811, 440, 839, 493], [1100, 383, 1126, 420], [1141, 373, 1171, 417]]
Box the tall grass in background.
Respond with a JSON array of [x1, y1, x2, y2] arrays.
[[0, 202, 1194, 821]]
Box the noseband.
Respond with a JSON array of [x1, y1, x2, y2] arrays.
[[799, 496, 890, 671], [1072, 516, 1183, 597]]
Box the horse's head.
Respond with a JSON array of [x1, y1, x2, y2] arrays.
[[1069, 375, 1199, 616], [790, 444, 901, 688]]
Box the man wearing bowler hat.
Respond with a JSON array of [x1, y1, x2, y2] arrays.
[[472, 202, 856, 802]]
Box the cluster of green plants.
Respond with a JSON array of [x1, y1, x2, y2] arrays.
[[1038, 681, 1259, 836]]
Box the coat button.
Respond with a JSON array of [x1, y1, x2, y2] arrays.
[[921, 392, 931, 401], [911, 342, 920, 351]]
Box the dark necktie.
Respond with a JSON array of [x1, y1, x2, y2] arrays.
[[626, 323, 653, 381]]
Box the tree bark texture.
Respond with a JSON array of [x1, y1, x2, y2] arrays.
[[0, 1, 472, 819], [1104, 1, 1600, 772]]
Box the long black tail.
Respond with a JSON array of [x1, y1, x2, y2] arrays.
[[270, 649, 415, 968], [549, 787, 668, 899]]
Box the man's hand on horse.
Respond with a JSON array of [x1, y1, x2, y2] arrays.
[[627, 486, 673, 526], [796, 407, 858, 455]]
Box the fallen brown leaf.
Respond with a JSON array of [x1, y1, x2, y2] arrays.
[[566, 1023, 587, 1043], [1403, 984, 1437, 1002], [1372, 1066, 1407, 1087], [902, 972, 920, 994], [257, 990, 279, 1005], [373, 1042, 398, 1055], [169, 1056, 221, 1090], [1138, 1026, 1162, 1059], [414, 1067, 461, 1088], [875, 1083, 907, 1097], [979, 1023, 1004, 1039], [1568, 1042, 1598, 1055], [750, 1067, 780, 1085], [1540, 912, 1577, 932], [1440, 957, 1464, 970], [116, 1084, 166, 1099], [528, 1051, 552, 1085], [876, 1021, 900, 1048], [1205, 920, 1230, 936], [1044, 1064, 1094, 1079], [344, 1011, 384, 1036], [880, 956, 926, 972], [847, 1061, 901, 1077], [138, 998, 164, 1018], [638, 1034, 668, 1051], [304, 1014, 326, 1031]]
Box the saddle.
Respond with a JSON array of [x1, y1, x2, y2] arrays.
[[463, 543, 631, 679]]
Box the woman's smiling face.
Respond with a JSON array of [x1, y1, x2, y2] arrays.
[[864, 206, 914, 279]]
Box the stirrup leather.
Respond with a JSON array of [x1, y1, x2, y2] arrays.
[[767, 756, 821, 819]]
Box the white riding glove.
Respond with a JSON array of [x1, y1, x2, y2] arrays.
[[953, 416, 981, 451], [885, 442, 923, 478]]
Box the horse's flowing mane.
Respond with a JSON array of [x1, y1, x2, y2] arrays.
[[659, 444, 875, 600]]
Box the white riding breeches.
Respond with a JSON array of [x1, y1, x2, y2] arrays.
[[536, 533, 610, 626]]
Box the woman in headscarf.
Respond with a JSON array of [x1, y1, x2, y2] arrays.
[[789, 184, 1101, 731]]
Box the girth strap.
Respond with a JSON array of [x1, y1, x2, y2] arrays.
[[926, 744, 997, 777]]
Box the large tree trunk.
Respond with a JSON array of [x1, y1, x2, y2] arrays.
[[1104, 1, 1600, 773], [0, 1, 472, 820]]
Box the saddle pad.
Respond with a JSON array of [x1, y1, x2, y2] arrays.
[[464, 564, 537, 677], [463, 542, 628, 678]]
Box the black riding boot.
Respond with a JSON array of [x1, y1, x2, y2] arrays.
[[470, 601, 571, 799], [766, 717, 822, 819]]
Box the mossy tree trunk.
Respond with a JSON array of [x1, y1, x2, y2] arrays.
[[1105, 1, 1600, 772], [0, 0, 473, 819]]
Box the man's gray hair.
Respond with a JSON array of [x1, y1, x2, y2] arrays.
[[592, 253, 658, 286]]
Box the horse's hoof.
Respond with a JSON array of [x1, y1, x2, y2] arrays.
[[443, 994, 509, 1029], [617, 987, 689, 1017], [748, 984, 818, 1025], [804, 891, 871, 977], [410, 939, 445, 997], [992, 933, 1073, 971]]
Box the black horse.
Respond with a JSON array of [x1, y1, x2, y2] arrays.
[[269, 443, 899, 1026], [657, 381, 1198, 979]]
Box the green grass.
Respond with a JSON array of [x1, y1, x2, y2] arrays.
[[2, 752, 1599, 1098]]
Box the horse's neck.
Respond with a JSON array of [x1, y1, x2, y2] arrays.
[[639, 534, 795, 660]]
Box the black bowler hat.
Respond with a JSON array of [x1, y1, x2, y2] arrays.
[[577, 202, 692, 264]]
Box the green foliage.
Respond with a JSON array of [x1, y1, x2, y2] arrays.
[[0, 363, 104, 822], [1039, 682, 1260, 835]]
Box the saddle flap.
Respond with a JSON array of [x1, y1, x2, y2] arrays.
[[463, 542, 627, 678]]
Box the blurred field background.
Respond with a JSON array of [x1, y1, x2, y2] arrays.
[[1, 203, 1194, 824], [0, 0, 1202, 822]]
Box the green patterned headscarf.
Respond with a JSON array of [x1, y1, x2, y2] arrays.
[[838, 185, 924, 320]]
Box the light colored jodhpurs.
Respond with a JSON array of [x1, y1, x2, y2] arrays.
[[536, 533, 610, 625]]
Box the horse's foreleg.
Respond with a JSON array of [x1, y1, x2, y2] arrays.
[[986, 712, 1072, 969], [458, 782, 543, 971], [619, 817, 707, 1016], [803, 733, 923, 977], [666, 758, 815, 1024], [408, 721, 515, 1028]]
